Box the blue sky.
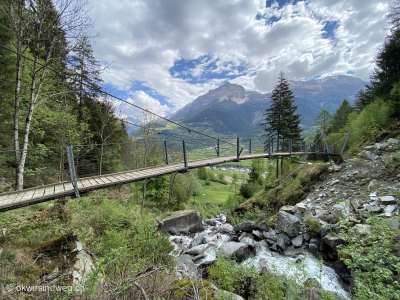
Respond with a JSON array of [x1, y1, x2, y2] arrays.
[[89, 0, 393, 119]]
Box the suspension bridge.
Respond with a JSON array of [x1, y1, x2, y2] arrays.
[[0, 133, 349, 212]]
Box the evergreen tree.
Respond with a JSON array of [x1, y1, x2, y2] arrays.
[[330, 99, 354, 132], [261, 71, 301, 178], [313, 109, 332, 134]]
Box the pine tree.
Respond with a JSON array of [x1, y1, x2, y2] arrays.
[[261, 71, 301, 178], [330, 99, 354, 132]]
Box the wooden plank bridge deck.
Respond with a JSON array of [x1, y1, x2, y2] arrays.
[[0, 151, 328, 212]]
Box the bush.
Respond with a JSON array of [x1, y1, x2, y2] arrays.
[[338, 217, 400, 299], [239, 182, 261, 199]]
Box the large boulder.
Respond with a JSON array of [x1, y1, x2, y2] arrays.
[[161, 210, 202, 234], [222, 242, 253, 262], [276, 211, 301, 238], [234, 220, 256, 233]]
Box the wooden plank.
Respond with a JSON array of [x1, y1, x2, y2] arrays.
[[19, 190, 36, 202], [54, 184, 65, 194], [11, 191, 27, 204], [63, 182, 75, 192], [44, 185, 55, 196]]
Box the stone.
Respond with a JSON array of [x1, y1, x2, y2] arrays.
[[222, 242, 253, 262], [72, 250, 96, 286], [234, 220, 257, 233], [329, 179, 340, 186], [328, 165, 341, 172], [292, 235, 304, 248], [295, 202, 307, 213], [352, 224, 371, 237], [365, 204, 383, 213], [379, 196, 397, 205], [204, 219, 217, 226], [276, 211, 301, 238], [310, 238, 321, 246], [370, 192, 379, 201], [192, 253, 206, 263], [276, 235, 289, 251], [189, 232, 208, 248], [256, 221, 269, 232], [322, 234, 346, 250], [184, 243, 209, 256], [368, 179, 379, 191], [238, 232, 253, 243], [375, 142, 390, 150], [280, 205, 294, 213], [358, 150, 378, 161], [309, 243, 318, 254], [387, 138, 400, 144], [213, 290, 244, 300], [284, 246, 305, 257], [350, 198, 364, 210], [388, 219, 399, 230], [161, 210, 202, 234], [320, 222, 338, 238], [384, 205, 396, 214], [217, 223, 234, 234], [252, 230, 264, 241], [332, 202, 351, 219], [263, 232, 277, 241]]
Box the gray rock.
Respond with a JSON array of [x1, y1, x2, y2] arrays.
[[292, 235, 304, 248], [351, 198, 364, 210], [217, 223, 234, 234], [328, 165, 341, 172], [368, 179, 379, 191], [332, 202, 351, 219], [234, 220, 256, 233], [309, 243, 319, 254], [276, 211, 301, 238], [387, 138, 400, 144], [310, 238, 321, 246], [213, 290, 244, 300], [379, 196, 397, 205], [323, 234, 346, 250], [388, 219, 399, 230], [284, 246, 305, 257], [238, 232, 253, 243], [192, 253, 206, 263], [295, 202, 307, 213], [252, 230, 264, 241], [263, 232, 277, 241], [161, 210, 202, 234], [184, 243, 209, 256], [256, 221, 269, 232], [365, 204, 383, 213], [303, 233, 311, 242], [277, 234, 290, 251], [204, 219, 217, 226], [358, 150, 378, 161], [280, 205, 294, 213], [320, 222, 338, 238], [72, 250, 96, 286], [189, 232, 208, 248], [222, 242, 253, 262], [384, 205, 397, 214]]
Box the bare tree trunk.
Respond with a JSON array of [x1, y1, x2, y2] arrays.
[[99, 144, 104, 175]]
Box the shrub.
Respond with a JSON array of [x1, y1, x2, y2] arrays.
[[338, 217, 400, 299]]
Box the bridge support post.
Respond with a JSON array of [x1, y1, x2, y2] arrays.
[[304, 141, 306, 155], [249, 139, 252, 154], [164, 141, 169, 165], [183, 140, 188, 172], [271, 139, 274, 154], [217, 138, 220, 156], [289, 140, 292, 156], [236, 138, 242, 161], [66, 146, 80, 198]]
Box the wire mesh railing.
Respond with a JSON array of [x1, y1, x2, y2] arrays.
[[0, 134, 348, 194]]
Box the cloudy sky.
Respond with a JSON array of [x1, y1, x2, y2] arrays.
[[88, 0, 394, 118]]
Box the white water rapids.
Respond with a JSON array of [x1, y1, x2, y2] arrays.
[[168, 214, 349, 299]]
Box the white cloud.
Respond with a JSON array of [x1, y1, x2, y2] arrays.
[[89, 0, 393, 112], [118, 91, 170, 119]]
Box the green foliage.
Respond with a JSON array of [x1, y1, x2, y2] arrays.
[[329, 99, 354, 132], [339, 217, 400, 300], [239, 182, 261, 199], [304, 217, 321, 238], [208, 255, 259, 296], [262, 71, 302, 150], [337, 99, 390, 152], [314, 109, 332, 133], [197, 167, 208, 180]]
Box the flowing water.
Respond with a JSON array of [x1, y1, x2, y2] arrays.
[[169, 214, 349, 299]]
